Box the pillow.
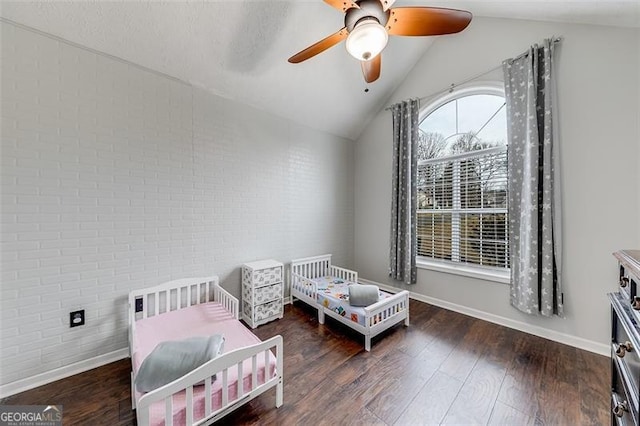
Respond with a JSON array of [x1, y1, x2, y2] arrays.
[[348, 284, 380, 307], [135, 334, 225, 393]]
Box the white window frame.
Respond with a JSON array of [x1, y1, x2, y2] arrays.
[[416, 81, 510, 284]]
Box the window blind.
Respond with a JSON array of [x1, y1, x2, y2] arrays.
[[417, 146, 509, 269]]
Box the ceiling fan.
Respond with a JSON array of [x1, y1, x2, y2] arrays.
[[288, 0, 472, 83]]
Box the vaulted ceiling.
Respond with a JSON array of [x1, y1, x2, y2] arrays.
[[2, 1, 639, 140]]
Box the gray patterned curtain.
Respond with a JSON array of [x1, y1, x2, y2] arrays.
[[389, 99, 419, 284], [503, 39, 563, 317]]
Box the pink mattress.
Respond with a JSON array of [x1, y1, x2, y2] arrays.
[[132, 302, 277, 426]]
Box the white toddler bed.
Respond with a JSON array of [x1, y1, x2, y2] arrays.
[[129, 276, 283, 426], [290, 254, 409, 351]]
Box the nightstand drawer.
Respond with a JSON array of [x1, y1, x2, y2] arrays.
[[616, 251, 640, 305], [249, 266, 282, 287], [613, 350, 639, 425], [619, 263, 636, 301], [613, 309, 640, 403], [243, 282, 283, 305], [243, 299, 283, 323], [254, 299, 283, 321]]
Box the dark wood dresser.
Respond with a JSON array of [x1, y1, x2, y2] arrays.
[[610, 250, 640, 425]]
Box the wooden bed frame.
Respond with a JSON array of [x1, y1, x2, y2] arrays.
[[128, 276, 283, 426], [290, 254, 409, 351]]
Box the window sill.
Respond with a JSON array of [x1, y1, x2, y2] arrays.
[[416, 258, 511, 285]]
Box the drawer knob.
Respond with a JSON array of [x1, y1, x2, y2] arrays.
[[620, 277, 630, 288], [613, 401, 628, 417], [615, 341, 634, 358], [631, 297, 640, 310]]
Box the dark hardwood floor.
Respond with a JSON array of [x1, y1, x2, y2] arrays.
[[2, 299, 610, 425]]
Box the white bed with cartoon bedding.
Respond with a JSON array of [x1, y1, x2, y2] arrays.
[[290, 254, 409, 351]]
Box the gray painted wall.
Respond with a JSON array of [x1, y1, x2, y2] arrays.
[[354, 17, 640, 349]]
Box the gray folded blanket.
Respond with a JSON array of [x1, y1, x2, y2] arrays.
[[135, 334, 225, 393]]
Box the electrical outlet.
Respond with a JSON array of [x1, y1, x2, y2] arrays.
[[70, 310, 85, 327], [135, 298, 143, 313]]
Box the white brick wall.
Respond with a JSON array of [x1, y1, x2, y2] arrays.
[[0, 21, 354, 387]]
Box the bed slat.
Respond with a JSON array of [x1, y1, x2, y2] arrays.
[[237, 362, 244, 398], [204, 376, 212, 416], [252, 354, 258, 390], [222, 369, 229, 407], [186, 386, 193, 425], [165, 397, 173, 426]]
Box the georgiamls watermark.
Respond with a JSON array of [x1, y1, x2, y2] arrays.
[[0, 405, 62, 426]]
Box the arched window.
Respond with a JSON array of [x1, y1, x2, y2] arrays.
[[417, 84, 510, 277]]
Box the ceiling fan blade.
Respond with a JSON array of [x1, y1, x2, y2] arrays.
[[387, 7, 472, 36], [288, 28, 348, 63], [361, 54, 381, 83], [324, 0, 359, 13], [380, 0, 397, 12]]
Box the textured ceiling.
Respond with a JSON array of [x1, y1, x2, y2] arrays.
[[1, 0, 639, 140]]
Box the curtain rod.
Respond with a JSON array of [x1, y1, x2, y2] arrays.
[[385, 36, 563, 111]]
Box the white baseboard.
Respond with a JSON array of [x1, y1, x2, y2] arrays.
[[0, 348, 129, 399], [360, 278, 610, 357]]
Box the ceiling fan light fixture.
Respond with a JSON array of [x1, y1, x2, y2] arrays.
[[345, 19, 388, 61]]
